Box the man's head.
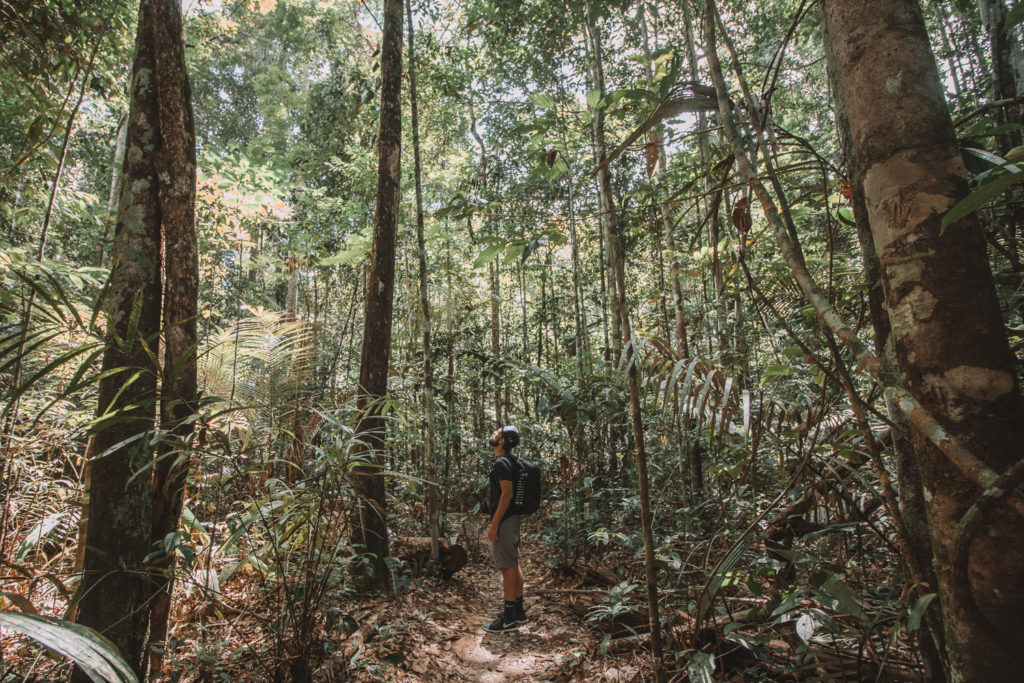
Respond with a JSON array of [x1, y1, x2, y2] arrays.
[[489, 425, 520, 454]]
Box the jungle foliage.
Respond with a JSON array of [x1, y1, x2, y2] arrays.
[[2, 0, 1023, 680]]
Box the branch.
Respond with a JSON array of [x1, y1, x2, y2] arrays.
[[703, 0, 1024, 516], [590, 88, 718, 177]]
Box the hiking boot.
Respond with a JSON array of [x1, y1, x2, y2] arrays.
[[484, 612, 519, 632]]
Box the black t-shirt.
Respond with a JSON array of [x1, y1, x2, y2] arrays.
[[488, 454, 517, 521]]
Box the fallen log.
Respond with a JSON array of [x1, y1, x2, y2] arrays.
[[394, 537, 467, 578], [560, 561, 619, 587]]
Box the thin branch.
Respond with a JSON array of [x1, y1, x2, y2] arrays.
[[703, 0, 1024, 515]]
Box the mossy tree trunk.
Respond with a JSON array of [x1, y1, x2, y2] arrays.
[[75, 0, 196, 678], [146, 0, 198, 670], [405, 0, 441, 569]]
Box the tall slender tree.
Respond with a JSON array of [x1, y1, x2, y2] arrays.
[[350, 0, 403, 583], [405, 0, 441, 568], [585, 4, 664, 679]]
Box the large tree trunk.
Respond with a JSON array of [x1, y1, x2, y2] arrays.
[[822, 15, 944, 676], [350, 0, 402, 584], [823, 1, 1024, 679], [75, 0, 194, 676], [146, 0, 199, 667]]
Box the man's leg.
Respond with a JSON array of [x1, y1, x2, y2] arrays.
[[512, 565, 528, 622], [486, 518, 523, 631], [501, 567, 519, 601]]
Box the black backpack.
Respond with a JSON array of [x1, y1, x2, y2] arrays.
[[508, 454, 542, 515]]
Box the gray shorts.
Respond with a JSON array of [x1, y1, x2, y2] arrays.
[[491, 515, 522, 569]]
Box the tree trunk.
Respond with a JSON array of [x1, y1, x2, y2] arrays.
[[586, 6, 665, 680], [554, 88, 591, 378], [468, 100, 501, 422], [75, 0, 194, 676], [405, 0, 441, 570], [350, 0, 402, 584], [489, 260, 502, 420], [823, 2, 1024, 679], [145, 0, 198, 673], [822, 16, 944, 677], [583, 26, 622, 365]]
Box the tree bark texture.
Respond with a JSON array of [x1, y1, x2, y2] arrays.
[[351, 0, 402, 581], [146, 0, 198, 671], [821, 18, 945, 676], [75, 0, 189, 675], [823, 2, 1024, 679]]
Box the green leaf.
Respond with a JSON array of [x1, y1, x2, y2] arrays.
[[532, 93, 555, 109], [505, 242, 526, 262], [962, 146, 1019, 172], [659, 55, 682, 100], [16, 512, 70, 561], [722, 621, 743, 635], [941, 170, 1024, 232], [696, 540, 750, 627], [1006, 145, 1024, 162], [763, 364, 794, 378], [908, 593, 937, 631], [586, 88, 602, 109], [0, 611, 138, 682], [820, 575, 867, 621], [688, 651, 715, 683], [473, 244, 504, 268], [796, 612, 815, 643]]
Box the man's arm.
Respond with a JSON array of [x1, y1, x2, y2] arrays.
[[488, 480, 513, 542]]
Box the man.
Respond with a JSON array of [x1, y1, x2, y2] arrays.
[[484, 424, 527, 632]]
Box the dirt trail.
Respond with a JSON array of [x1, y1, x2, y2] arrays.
[[343, 524, 643, 682]]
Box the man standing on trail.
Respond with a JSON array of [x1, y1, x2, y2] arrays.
[[484, 425, 528, 632]]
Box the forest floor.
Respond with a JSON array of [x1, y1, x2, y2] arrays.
[[1, 512, 923, 681], [323, 518, 648, 682], [0, 528, 929, 683]]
